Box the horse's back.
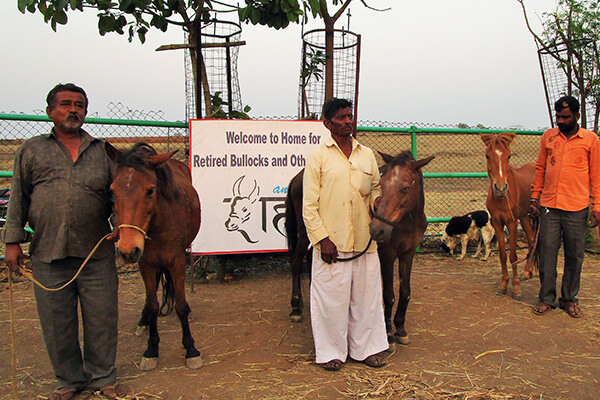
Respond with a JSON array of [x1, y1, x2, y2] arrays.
[[164, 159, 201, 246], [515, 162, 536, 182]]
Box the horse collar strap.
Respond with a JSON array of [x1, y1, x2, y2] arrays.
[[119, 224, 150, 240]]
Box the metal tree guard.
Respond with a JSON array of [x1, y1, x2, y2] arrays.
[[298, 29, 361, 121], [184, 19, 245, 120], [537, 39, 599, 132]]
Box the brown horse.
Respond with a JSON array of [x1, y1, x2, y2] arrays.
[[480, 132, 536, 300], [105, 142, 202, 370], [370, 151, 434, 345]]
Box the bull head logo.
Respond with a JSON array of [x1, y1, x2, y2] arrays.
[[225, 175, 260, 243]]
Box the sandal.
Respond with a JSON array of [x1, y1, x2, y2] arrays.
[[48, 387, 76, 400], [532, 302, 552, 316], [322, 359, 343, 371], [98, 382, 128, 399], [564, 302, 583, 318], [363, 353, 386, 368]]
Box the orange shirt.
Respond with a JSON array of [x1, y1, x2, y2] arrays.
[[531, 126, 600, 212]]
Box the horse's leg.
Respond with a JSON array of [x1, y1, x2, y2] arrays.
[[518, 216, 535, 281], [378, 244, 395, 341], [290, 235, 309, 323], [171, 258, 202, 369], [493, 221, 509, 295], [135, 306, 149, 336], [393, 250, 414, 345], [139, 264, 160, 371], [507, 221, 522, 300]]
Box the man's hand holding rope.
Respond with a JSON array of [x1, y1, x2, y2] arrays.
[[4, 244, 28, 275]]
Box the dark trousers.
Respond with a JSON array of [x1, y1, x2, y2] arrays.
[[32, 254, 118, 390], [538, 207, 588, 307]]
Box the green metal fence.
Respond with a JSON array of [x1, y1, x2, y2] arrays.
[[0, 113, 544, 238]]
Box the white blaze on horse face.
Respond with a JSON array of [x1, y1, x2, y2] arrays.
[[126, 167, 134, 189], [494, 149, 504, 178]]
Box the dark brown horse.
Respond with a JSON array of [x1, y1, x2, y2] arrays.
[[105, 142, 202, 370], [370, 151, 434, 345], [285, 169, 312, 323], [481, 132, 536, 300], [285, 151, 434, 347]]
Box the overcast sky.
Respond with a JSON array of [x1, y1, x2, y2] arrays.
[[0, 0, 556, 129]]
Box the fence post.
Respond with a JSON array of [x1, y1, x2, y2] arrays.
[[410, 126, 418, 158]]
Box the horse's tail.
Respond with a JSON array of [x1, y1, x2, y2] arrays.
[[158, 267, 175, 316], [285, 184, 298, 257]]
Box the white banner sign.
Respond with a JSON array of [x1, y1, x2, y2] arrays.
[[190, 120, 328, 254]]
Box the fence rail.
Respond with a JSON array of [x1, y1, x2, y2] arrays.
[[0, 114, 545, 238]]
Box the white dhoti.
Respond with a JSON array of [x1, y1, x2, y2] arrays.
[[310, 248, 388, 364]]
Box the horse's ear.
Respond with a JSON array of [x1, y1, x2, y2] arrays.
[[105, 141, 121, 161], [378, 151, 394, 164], [412, 155, 435, 171], [480, 133, 495, 145], [147, 150, 178, 168]]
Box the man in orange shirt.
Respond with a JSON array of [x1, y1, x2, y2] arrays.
[[530, 96, 600, 318]]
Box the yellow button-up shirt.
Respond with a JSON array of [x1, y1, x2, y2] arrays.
[[302, 136, 381, 252], [531, 126, 600, 212]]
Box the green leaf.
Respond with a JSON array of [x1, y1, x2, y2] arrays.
[[137, 26, 148, 43], [54, 9, 68, 25], [249, 7, 260, 24], [119, 0, 132, 11], [151, 14, 167, 30], [17, 0, 34, 14], [56, 0, 69, 10]]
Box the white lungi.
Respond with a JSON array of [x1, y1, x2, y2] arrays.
[[310, 248, 388, 364]]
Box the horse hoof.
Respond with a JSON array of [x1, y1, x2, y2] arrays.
[[140, 357, 158, 371], [395, 335, 410, 345], [519, 274, 531, 282], [496, 288, 507, 296], [135, 325, 148, 337], [185, 355, 203, 369], [512, 293, 522, 301], [289, 314, 303, 323], [385, 342, 397, 353]]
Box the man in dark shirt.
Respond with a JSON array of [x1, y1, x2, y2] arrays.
[[2, 84, 125, 400]]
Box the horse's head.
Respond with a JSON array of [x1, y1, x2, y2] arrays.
[[225, 175, 259, 232], [106, 142, 176, 264], [369, 151, 434, 243], [481, 132, 515, 198]]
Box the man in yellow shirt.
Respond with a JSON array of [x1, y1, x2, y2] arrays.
[[530, 95, 600, 318], [303, 98, 388, 371]]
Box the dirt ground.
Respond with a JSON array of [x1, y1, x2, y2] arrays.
[[2, 248, 600, 400]]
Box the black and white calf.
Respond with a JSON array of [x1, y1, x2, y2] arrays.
[[441, 210, 494, 260]]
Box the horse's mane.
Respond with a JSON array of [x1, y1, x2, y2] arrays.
[[115, 142, 180, 202], [388, 150, 415, 167], [385, 150, 424, 182]]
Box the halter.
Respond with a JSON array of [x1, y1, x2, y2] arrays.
[[371, 210, 407, 230], [118, 224, 150, 240]]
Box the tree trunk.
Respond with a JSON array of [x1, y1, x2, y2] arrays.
[[189, 18, 213, 119], [323, 17, 335, 106]]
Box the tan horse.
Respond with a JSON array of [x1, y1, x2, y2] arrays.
[[480, 132, 536, 300], [106, 142, 202, 370]]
